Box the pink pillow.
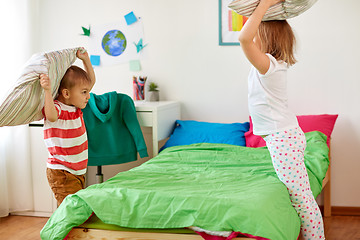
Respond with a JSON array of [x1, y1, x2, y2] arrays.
[[245, 114, 338, 148]]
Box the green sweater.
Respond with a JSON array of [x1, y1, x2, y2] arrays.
[[82, 92, 148, 166]]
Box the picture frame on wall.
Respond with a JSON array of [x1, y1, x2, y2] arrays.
[[219, 0, 248, 46]]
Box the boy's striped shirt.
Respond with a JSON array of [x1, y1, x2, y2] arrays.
[[43, 100, 88, 175]]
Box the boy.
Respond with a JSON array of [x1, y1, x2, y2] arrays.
[[39, 49, 95, 206]]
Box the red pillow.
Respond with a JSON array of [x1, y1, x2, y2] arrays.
[[245, 114, 338, 148]]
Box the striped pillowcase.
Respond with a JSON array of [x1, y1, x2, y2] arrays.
[[228, 0, 318, 21], [0, 47, 82, 127]]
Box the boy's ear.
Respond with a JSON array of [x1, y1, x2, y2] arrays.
[[61, 88, 70, 99]]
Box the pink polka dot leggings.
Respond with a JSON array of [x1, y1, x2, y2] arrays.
[[264, 127, 325, 240]]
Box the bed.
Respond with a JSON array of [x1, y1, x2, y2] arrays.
[[40, 115, 337, 240]]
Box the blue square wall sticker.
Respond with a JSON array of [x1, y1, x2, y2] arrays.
[[124, 11, 138, 25], [90, 55, 100, 66]]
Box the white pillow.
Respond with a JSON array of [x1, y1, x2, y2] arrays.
[[0, 47, 83, 127], [228, 0, 318, 21]]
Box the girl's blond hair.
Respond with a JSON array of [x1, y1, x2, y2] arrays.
[[258, 20, 297, 66]]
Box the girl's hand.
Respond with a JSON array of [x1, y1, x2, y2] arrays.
[[76, 47, 89, 61], [262, 0, 284, 7], [39, 74, 51, 91]]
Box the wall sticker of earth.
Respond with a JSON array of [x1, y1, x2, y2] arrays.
[[101, 29, 127, 56]]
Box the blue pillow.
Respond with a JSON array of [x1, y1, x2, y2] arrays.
[[161, 120, 250, 151]]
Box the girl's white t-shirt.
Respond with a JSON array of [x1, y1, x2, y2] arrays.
[[248, 54, 298, 136]]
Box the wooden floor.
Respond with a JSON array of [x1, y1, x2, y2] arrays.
[[0, 215, 360, 240]]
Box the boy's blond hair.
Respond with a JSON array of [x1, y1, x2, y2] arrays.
[[58, 65, 91, 93], [258, 20, 297, 66]]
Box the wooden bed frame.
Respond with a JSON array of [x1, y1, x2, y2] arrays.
[[323, 148, 332, 217], [67, 149, 332, 240], [68, 229, 250, 240]]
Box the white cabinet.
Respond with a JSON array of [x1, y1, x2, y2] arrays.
[[135, 101, 181, 156], [20, 124, 57, 217]]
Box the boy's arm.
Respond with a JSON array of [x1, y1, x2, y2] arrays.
[[40, 74, 59, 122], [77, 48, 96, 90]]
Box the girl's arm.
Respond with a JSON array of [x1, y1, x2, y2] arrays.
[[40, 74, 59, 122], [77, 48, 96, 90], [238, 0, 283, 74]]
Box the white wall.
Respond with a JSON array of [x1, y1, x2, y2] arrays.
[[34, 0, 360, 207]]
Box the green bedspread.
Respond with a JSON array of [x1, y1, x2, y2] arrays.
[[40, 131, 329, 240]]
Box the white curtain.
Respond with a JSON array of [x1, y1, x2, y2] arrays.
[[0, 0, 37, 217]]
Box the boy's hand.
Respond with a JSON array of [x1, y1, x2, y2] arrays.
[[40, 74, 51, 91], [76, 47, 89, 61], [77, 47, 96, 90]]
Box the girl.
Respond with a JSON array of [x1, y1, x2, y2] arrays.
[[238, 0, 325, 239]]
